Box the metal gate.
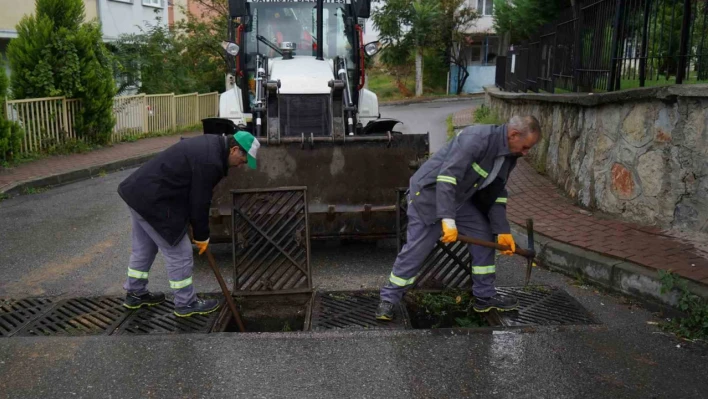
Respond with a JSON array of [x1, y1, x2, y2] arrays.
[[396, 189, 472, 290], [231, 187, 311, 295]]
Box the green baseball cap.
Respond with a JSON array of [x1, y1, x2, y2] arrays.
[[233, 130, 260, 169]]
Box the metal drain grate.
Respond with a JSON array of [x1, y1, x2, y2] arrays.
[[0, 298, 55, 337], [492, 287, 598, 327], [115, 297, 221, 335], [16, 297, 129, 336], [311, 291, 410, 330]]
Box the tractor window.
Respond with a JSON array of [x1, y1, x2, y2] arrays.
[[323, 4, 355, 67], [244, 2, 354, 65], [246, 3, 318, 59]]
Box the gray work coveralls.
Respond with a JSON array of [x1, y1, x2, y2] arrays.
[[380, 124, 517, 303]]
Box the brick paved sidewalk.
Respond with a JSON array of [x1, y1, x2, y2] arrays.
[[0, 133, 199, 193], [507, 160, 708, 286]]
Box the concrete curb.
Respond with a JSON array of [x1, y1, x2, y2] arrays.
[[510, 223, 708, 308], [380, 93, 484, 107], [0, 152, 159, 196]]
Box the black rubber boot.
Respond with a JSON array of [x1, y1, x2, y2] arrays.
[[375, 301, 395, 321], [174, 298, 220, 318], [473, 294, 519, 313], [123, 291, 166, 309]]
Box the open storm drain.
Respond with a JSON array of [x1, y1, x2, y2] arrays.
[[115, 296, 221, 335], [16, 297, 130, 337], [0, 286, 598, 337], [489, 287, 599, 327], [311, 291, 410, 331]]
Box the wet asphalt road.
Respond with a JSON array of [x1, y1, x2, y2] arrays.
[[381, 99, 483, 153], [1, 100, 707, 398]]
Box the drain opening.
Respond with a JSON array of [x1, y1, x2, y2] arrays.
[[213, 293, 311, 333], [404, 290, 491, 329]]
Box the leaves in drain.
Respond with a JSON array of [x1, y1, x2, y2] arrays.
[[405, 290, 489, 329]]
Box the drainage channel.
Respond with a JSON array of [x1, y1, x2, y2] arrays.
[[0, 286, 598, 337]]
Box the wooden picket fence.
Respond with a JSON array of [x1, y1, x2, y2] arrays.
[[4, 92, 220, 155]]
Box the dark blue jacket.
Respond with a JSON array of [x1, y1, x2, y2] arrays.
[[118, 135, 228, 246]]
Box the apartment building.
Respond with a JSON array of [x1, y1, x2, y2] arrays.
[[450, 0, 500, 94], [0, 0, 169, 77]]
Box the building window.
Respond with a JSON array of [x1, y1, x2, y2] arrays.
[[110, 0, 133, 4], [476, 0, 493, 16], [143, 0, 162, 7]]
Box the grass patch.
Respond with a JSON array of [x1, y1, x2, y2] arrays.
[[367, 68, 453, 102], [1, 139, 98, 169], [405, 290, 489, 329], [472, 104, 504, 125], [45, 139, 100, 155], [658, 270, 708, 342], [446, 114, 455, 142], [0, 193, 10, 202], [117, 124, 201, 144], [22, 186, 47, 195]]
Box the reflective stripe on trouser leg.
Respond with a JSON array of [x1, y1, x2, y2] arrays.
[[163, 234, 197, 308], [124, 208, 158, 295], [470, 245, 496, 298], [380, 203, 441, 304], [455, 201, 497, 298], [125, 208, 197, 307]]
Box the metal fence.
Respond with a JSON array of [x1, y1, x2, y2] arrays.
[[497, 0, 708, 93], [5, 92, 220, 155]]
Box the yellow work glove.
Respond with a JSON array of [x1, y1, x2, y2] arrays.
[[193, 238, 209, 255], [441, 219, 458, 243], [497, 234, 516, 256]]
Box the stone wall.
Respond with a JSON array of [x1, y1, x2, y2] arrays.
[[485, 85, 708, 233]]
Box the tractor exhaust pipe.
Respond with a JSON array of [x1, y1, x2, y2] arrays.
[[316, 0, 324, 60]]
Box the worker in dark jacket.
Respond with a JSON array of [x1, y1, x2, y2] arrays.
[[118, 131, 260, 317], [375, 116, 541, 321]]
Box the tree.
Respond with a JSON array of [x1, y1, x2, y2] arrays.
[[372, 0, 440, 97], [175, 0, 231, 93], [0, 58, 23, 163], [410, 0, 440, 96], [7, 0, 115, 144], [113, 18, 201, 94], [113, 1, 231, 94], [436, 0, 479, 94], [493, 0, 570, 43]]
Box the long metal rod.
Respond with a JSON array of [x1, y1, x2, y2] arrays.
[[676, 0, 692, 84], [639, 0, 651, 87], [205, 249, 245, 332], [608, 0, 625, 91]]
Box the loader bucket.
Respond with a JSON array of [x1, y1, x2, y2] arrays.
[[208, 133, 429, 242]]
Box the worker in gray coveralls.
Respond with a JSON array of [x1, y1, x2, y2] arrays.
[[376, 116, 541, 320]]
